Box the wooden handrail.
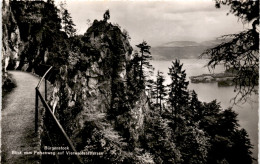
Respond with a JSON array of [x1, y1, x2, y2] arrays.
[[36, 66, 52, 88], [36, 88, 83, 164], [35, 66, 83, 164]]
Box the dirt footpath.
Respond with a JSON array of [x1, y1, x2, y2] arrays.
[[1, 71, 44, 164]]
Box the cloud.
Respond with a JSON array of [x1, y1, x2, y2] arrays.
[[66, 0, 245, 46]]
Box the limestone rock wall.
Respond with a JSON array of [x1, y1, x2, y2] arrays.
[[2, 0, 21, 77]]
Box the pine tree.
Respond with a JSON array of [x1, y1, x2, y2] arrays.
[[154, 71, 167, 114], [142, 110, 181, 163], [61, 9, 76, 37], [131, 51, 142, 81], [198, 101, 254, 164], [103, 9, 110, 22], [228, 128, 254, 164], [136, 41, 152, 86], [167, 59, 189, 131], [189, 90, 202, 124], [146, 79, 155, 100]]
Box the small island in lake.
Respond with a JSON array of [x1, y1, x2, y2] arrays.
[[190, 72, 235, 86]]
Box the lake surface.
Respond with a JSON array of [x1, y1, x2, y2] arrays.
[[151, 59, 258, 163]]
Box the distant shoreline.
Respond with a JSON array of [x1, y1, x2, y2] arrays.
[[189, 73, 235, 87]]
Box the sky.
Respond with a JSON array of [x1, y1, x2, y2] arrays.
[[63, 0, 249, 47]]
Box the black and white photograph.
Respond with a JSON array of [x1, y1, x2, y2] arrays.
[[1, 0, 259, 163]]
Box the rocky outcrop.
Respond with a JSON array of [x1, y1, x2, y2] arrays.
[[2, 0, 21, 76], [5, 1, 66, 73], [2, 1, 50, 73], [50, 20, 132, 113], [10, 1, 47, 71], [49, 20, 150, 160], [2, 0, 22, 92]]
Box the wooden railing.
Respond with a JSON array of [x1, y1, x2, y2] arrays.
[[35, 66, 52, 132], [35, 66, 83, 164]]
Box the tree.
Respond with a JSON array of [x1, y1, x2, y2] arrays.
[[130, 51, 142, 81], [198, 100, 254, 164], [176, 125, 210, 164], [125, 51, 143, 107], [61, 7, 76, 37], [228, 128, 254, 164], [167, 59, 189, 131], [164, 60, 210, 163], [103, 9, 110, 22], [142, 110, 181, 164], [189, 90, 203, 124], [201, 0, 259, 103], [136, 41, 152, 86], [154, 71, 167, 114]]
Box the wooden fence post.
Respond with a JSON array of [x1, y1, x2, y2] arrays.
[[45, 78, 47, 101], [35, 88, 38, 133]]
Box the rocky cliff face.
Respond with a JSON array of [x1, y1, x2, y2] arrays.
[[2, 0, 21, 76], [51, 20, 132, 114], [4, 1, 65, 73], [50, 20, 151, 162], [2, 1, 50, 89], [2, 0, 22, 93]]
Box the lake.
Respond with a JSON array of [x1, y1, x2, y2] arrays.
[[151, 59, 258, 163]]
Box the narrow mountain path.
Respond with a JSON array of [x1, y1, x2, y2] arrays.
[[1, 71, 44, 164]]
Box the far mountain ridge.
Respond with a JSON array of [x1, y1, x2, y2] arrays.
[[162, 41, 200, 47], [160, 39, 226, 48], [151, 39, 227, 60]]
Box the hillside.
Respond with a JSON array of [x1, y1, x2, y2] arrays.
[[162, 41, 200, 47], [151, 40, 226, 60], [151, 46, 209, 60]]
